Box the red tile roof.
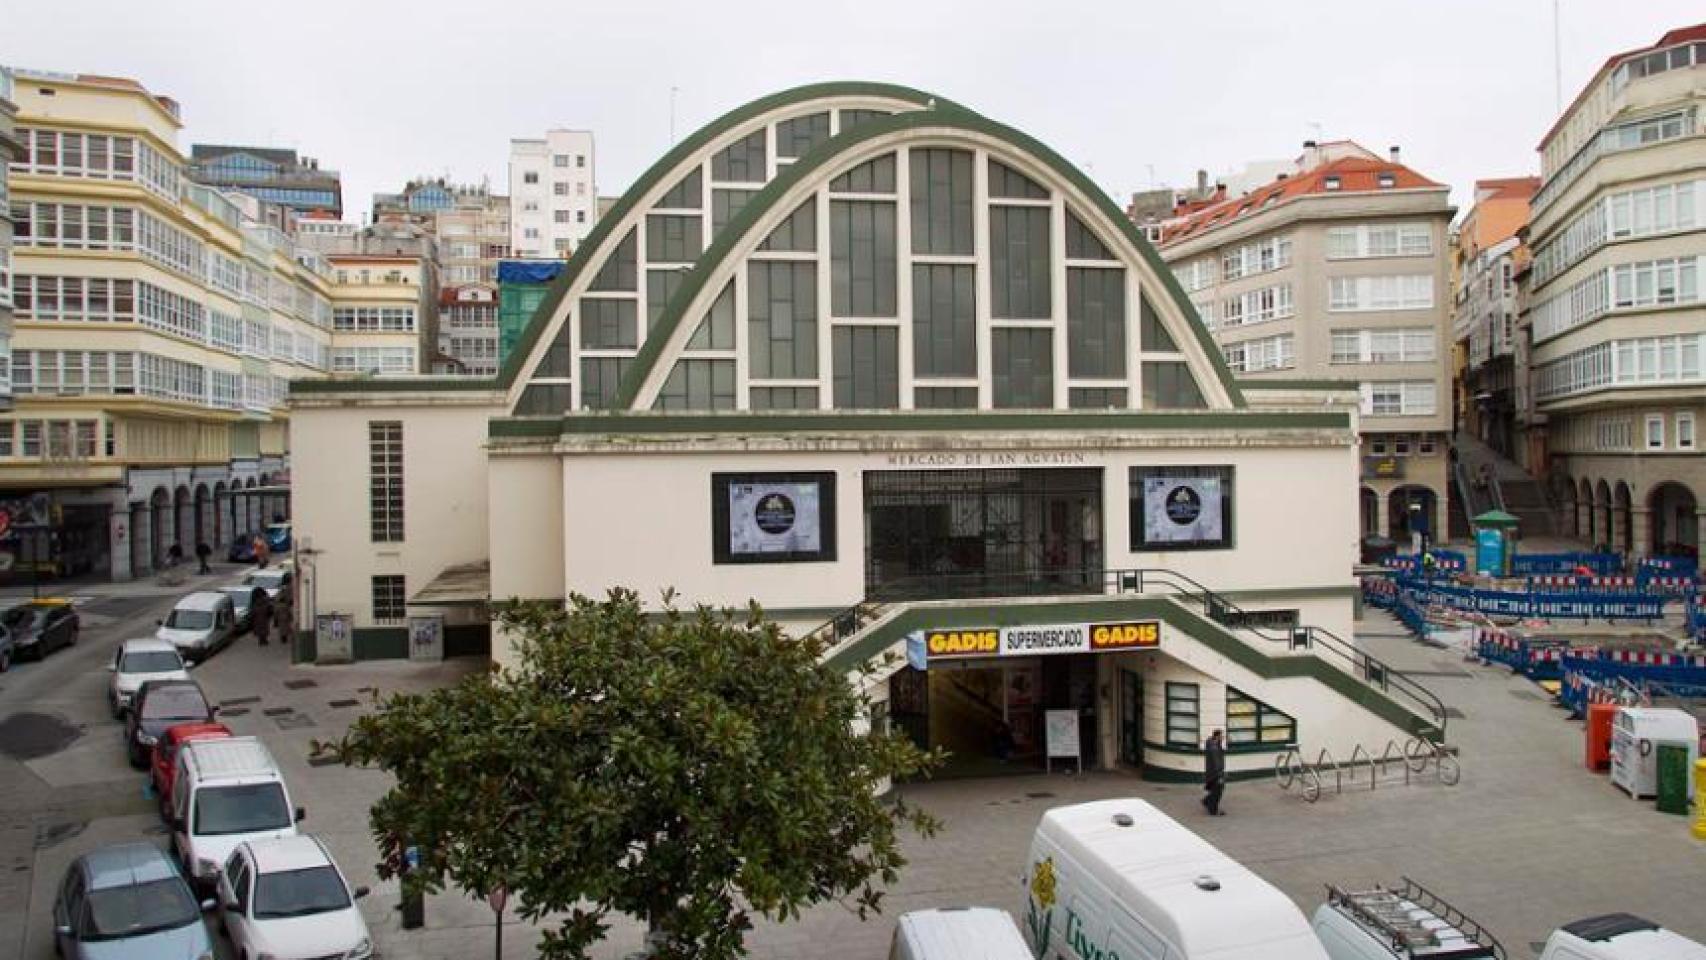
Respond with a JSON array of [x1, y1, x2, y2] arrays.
[[1538, 22, 1706, 148], [1160, 155, 1443, 245]]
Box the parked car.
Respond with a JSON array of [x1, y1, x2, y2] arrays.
[[217, 585, 265, 631], [241, 564, 292, 602], [151, 721, 234, 820], [126, 679, 216, 769], [169, 737, 303, 892], [155, 592, 237, 663], [227, 531, 258, 564], [108, 639, 191, 717], [0, 623, 13, 673], [264, 522, 291, 554], [51, 841, 214, 960], [217, 835, 370, 960], [1, 598, 80, 660]]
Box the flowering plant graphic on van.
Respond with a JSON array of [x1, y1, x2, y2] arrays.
[[1023, 856, 1056, 956]]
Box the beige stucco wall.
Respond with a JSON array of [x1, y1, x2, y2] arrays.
[[290, 399, 494, 626], [545, 437, 1359, 630]]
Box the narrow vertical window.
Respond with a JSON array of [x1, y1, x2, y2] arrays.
[[369, 421, 404, 542]]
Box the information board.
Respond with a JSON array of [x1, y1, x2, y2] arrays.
[[1045, 709, 1082, 774]]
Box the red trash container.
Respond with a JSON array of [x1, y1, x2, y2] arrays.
[[1585, 702, 1616, 771]]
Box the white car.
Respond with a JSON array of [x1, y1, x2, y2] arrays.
[[242, 563, 293, 601], [107, 639, 191, 716], [218, 835, 372, 960]]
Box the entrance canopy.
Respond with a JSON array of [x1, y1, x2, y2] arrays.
[[409, 559, 491, 606]]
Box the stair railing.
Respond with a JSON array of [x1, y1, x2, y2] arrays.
[[801, 565, 1449, 739]]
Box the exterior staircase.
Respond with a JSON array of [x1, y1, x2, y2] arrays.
[[1453, 431, 1557, 540], [803, 568, 1451, 744]]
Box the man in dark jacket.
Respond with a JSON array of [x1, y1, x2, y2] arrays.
[[194, 541, 212, 574], [1202, 729, 1227, 816], [251, 587, 273, 647]]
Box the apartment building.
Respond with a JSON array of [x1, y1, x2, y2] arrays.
[[1522, 25, 1705, 558], [2, 70, 335, 581], [508, 129, 595, 259], [1159, 142, 1455, 543], [189, 144, 343, 219], [1, 66, 18, 411], [433, 185, 509, 287], [1453, 177, 1539, 458], [438, 283, 498, 376], [328, 253, 435, 377]]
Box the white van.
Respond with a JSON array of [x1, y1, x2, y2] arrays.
[[1534, 913, 1706, 960], [1022, 799, 1328, 960], [1311, 879, 1502, 960], [890, 908, 1031, 960], [155, 591, 237, 662], [169, 737, 303, 890]]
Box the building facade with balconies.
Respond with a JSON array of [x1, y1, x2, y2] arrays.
[[1452, 177, 1539, 459], [1158, 142, 1456, 545], [1, 66, 19, 412], [2, 69, 333, 580], [1522, 25, 1705, 558]]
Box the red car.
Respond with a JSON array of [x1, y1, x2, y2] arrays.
[[150, 721, 233, 818]]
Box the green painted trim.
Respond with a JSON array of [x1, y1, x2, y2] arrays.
[[494, 83, 956, 391], [1238, 379, 1361, 391], [488, 409, 1350, 440], [1142, 739, 1297, 757], [353, 627, 408, 661], [1216, 584, 1360, 601], [824, 597, 1439, 740], [612, 109, 1247, 410], [291, 377, 499, 395], [1137, 760, 1273, 784]]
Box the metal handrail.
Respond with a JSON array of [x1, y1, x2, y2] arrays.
[[802, 565, 1449, 739]]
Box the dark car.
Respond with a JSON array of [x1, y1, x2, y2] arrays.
[[227, 532, 258, 564], [126, 680, 215, 769], [1, 599, 80, 660]]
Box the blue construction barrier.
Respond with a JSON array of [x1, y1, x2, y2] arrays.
[[1510, 552, 1623, 576], [1369, 573, 1666, 624], [1640, 555, 1700, 577], [1559, 655, 1706, 716]]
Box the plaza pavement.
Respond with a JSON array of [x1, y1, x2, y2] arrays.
[[2, 585, 1703, 959]]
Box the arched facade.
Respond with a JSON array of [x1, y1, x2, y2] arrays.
[[503, 97, 1239, 419], [1648, 482, 1699, 557]]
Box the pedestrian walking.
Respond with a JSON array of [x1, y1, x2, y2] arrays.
[[251, 587, 273, 647], [194, 540, 212, 574], [274, 591, 293, 651], [253, 535, 270, 569], [1201, 729, 1227, 816]]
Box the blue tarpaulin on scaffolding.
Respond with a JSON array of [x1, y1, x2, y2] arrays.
[[497, 260, 566, 284]]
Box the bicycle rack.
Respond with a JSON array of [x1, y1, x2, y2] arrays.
[[1277, 737, 1459, 802]]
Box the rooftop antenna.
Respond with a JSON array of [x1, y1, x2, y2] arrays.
[[1552, 0, 1563, 112]]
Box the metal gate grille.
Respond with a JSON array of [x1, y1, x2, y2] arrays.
[[864, 468, 1103, 599]]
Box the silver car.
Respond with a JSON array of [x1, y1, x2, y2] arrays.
[[52, 841, 214, 959]]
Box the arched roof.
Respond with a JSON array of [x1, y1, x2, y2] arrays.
[[616, 107, 1244, 410], [497, 82, 957, 391]]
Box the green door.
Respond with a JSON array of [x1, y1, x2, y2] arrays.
[[1655, 743, 1691, 815], [1120, 670, 1143, 767]]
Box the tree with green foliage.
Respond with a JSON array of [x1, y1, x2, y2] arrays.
[[315, 591, 939, 959]]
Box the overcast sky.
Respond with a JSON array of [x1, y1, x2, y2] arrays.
[[4, 0, 1701, 221]]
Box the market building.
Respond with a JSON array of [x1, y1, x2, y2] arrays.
[[290, 83, 1448, 779], [1521, 25, 1705, 558]]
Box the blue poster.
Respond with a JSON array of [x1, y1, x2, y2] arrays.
[[1475, 528, 1505, 577]]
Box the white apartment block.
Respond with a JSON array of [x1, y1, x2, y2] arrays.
[[509, 130, 595, 259]]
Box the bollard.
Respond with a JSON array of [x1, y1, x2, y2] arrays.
[[1693, 759, 1706, 841], [400, 844, 425, 930]]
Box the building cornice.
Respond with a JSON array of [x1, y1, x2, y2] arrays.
[[1159, 188, 1454, 261]]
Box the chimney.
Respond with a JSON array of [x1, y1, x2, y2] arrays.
[[1389, 145, 1401, 163], [1302, 139, 1317, 150], [1196, 169, 1208, 195]]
